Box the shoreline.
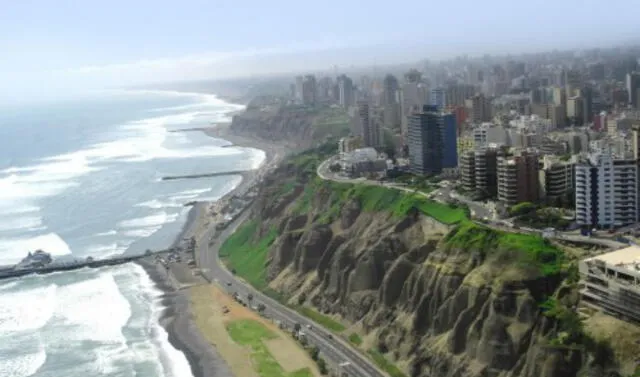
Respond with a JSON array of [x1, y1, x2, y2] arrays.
[[138, 124, 289, 377]]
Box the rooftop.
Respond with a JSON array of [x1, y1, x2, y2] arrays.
[[584, 245, 640, 270]]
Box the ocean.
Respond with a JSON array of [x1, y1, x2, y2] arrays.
[[0, 90, 263, 377]]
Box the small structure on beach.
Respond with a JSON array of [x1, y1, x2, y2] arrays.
[[14, 250, 53, 270]]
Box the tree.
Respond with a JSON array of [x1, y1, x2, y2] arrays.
[[257, 303, 266, 313], [317, 358, 328, 375], [310, 346, 320, 361], [247, 293, 254, 303], [297, 292, 307, 305], [509, 202, 536, 217], [329, 163, 342, 173], [299, 335, 308, 347], [294, 323, 302, 332]]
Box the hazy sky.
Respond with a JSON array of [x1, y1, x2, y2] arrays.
[[1, 0, 639, 100]]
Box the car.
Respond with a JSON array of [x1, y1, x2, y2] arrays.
[[327, 334, 333, 339], [306, 324, 312, 329], [226, 281, 232, 286]]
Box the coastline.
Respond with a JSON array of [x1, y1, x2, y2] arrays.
[[138, 123, 289, 377]]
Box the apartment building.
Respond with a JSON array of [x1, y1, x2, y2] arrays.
[[575, 152, 638, 228], [538, 155, 575, 203], [407, 105, 444, 175], [459, 148, 500, 197], [356, 101, 383, 148], [497, 150, 540, 206], [579, 245, 640, 323]]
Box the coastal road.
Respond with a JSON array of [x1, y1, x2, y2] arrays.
[[196, 210, 385, 377], [317, 156, 626, 251]]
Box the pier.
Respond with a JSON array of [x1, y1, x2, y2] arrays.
[[161, 170, 249, 181], [0, 249, 170, 280]]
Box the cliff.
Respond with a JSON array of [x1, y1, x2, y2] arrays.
[[221, 146, 637, 377], [229, 105, 351, 147]]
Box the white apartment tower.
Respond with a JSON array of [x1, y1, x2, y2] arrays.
[[575, 152, 638, 228]]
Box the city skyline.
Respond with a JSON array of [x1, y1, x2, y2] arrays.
[[2, 0, 640, 102]]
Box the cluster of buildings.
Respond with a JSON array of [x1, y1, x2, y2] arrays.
[[291, 47, 640, 229]]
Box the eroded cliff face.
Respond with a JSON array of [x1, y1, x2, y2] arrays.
[[230, 106, 316, 145], [245, 159, 621, 377]]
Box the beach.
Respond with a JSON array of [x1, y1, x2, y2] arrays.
[[137, 124, 291, 377]]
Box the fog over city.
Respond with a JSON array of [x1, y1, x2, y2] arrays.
[[1, 0, 640, 102]]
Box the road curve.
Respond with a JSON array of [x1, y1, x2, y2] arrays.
[[317, 156, 626, 250], [196, 209, 386, 377]]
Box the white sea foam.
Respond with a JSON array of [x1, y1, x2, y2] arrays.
[[0, 215, 45, 233], [55, 272, 131, 343], [122, 228, 159, 238], [84, 243, 129, 259], [94, 230, 117, 237], [131, 264, 193, 377], [0, 91, 244, 245], [0, 342, 46, 377], [0, 233, 71, 265], [0, 281, 19, 292], [118, 211, 179, 229], [0, 284, 57, 334]]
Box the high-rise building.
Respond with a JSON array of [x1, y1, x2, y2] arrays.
[[445, 84, 476, 107], [459, 148, 500, 197], [400, 82, 429, 141], [294, 76, 304, 103], [301, 75, 317, 106], [578, 86, 594, 123], [552, 87, 567, 106], [430, 87, 446, 110], [465, 94, 492, 123], [383, 74, 401, 130], [383, 74, 400, 105], [497, 150, 540, 206], [567, 96, 584, 124], [404, 69, 422, 84], [357, 101, 382, 148], [338, 75, 354, 108], [575, 152, 638, 228], [407, 105, 443, 175], [539, 155, 575, 204], [442, 113, 458, 169], [627, 72, 640, 108]]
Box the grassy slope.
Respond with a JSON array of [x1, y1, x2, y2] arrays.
[[219, 144, 572, 377], [219, 219, 278, 290], [444, 222, 565, 277], [226, 319, 312, 377]]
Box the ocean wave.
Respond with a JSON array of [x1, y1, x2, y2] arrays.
[[130, 264, 193, 377], [0, 284, 57, 334], [94, 230, 117, 237], [0, 340, 46, 377], [55, 272, 131, 343], [117, 211, 179, 229], [84, 243, 129, 259], [0, 233, 71, 266], [0, 214, 45, 233], [0, 91, 243, 235]]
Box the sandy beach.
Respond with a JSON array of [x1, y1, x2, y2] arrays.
[[137, 124, 293, 377]]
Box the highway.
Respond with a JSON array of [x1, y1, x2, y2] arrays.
[[195, 209, 386, 377]]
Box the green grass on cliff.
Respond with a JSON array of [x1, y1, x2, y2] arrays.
[[295, 306, 346, 332], [348, 333, 363, 345], [293, 178, 467, 225], [367, 349, 408, 377], [219, 220, 278, 289], [444, 222, 565, 277]]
